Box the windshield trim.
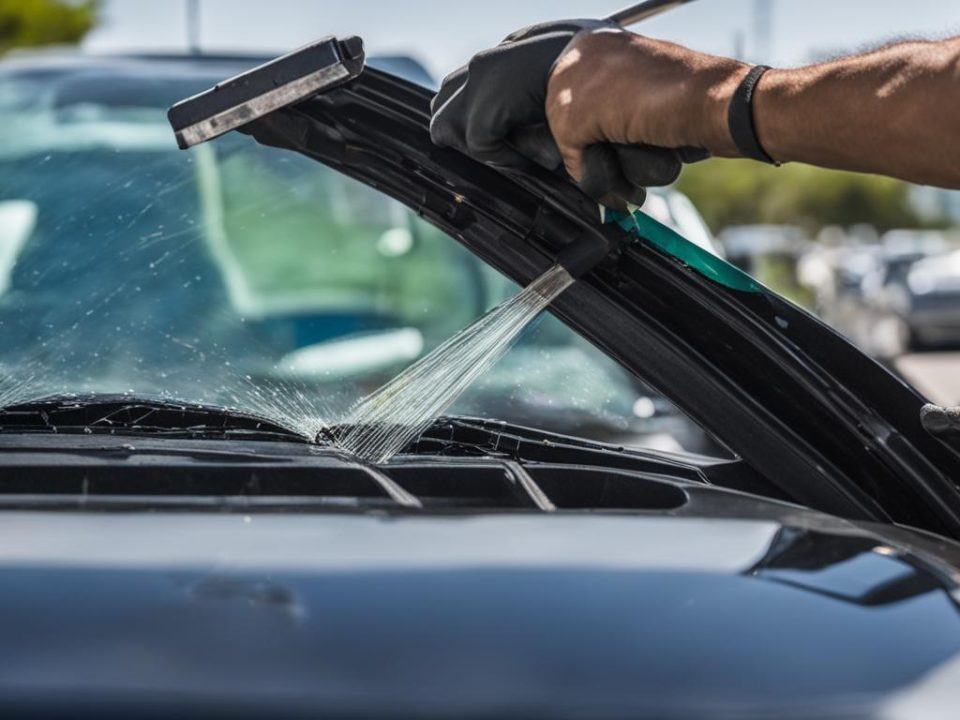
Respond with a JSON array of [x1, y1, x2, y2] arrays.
[[238, 63, 960, 539]]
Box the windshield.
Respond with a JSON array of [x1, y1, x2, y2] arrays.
[[0, 57, 722, 455]]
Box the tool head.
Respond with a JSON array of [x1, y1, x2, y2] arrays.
[[168, 36, 365, 149]]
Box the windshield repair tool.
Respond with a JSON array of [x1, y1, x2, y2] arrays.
[[168, 36, 365, 149]]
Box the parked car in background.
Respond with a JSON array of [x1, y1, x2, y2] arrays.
[[804, 230, 960, 357], [893, 245, 960, 350]]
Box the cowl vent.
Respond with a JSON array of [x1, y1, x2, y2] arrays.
[[0, 435, 689, 513]]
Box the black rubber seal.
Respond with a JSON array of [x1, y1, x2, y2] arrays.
[[728, 64, 778, 165]]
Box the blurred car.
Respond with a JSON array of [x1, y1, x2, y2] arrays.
[[818, 230, 959, 356], [894, 249, 960, 347], [3, 37, 960, 720]]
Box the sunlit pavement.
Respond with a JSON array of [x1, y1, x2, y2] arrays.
[[896, 353, 960, 407]]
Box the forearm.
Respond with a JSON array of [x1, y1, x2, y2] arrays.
[[449, 25, 960, 203], [751, 38, 960, 187]]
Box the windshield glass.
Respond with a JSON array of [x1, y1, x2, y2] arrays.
[[0, 57, 723, 455]]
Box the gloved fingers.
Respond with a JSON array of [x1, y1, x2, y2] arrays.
[[469, 31, 572, 100], [436, 95, 547, 172], [430, 64, 467, 116], [431, 20, 621, 173], [429, 73, 470, 151], [504, 18, 616, 43], [506, 124, 564, 171], [459, 34, 570, 167], [579, 144, 708, 208], [463, 127, 536, 169], [579, 143, 647, 208], [677, 146, 711, 163], [615, 144, 683, 188]]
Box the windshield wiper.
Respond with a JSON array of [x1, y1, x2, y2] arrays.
[[0, 395, 307, 443]]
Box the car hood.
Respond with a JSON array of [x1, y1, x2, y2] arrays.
[[227, 42, 960, 539], [1, 507, 960, 719]]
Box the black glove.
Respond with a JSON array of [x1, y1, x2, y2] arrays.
[[430, 20, 709, 208]]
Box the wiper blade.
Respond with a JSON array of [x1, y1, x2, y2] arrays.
[[345, 415, 698, 473], [0, 395, 307, 442]]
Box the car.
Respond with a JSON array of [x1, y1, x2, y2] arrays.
[[902, 248, 960, 347], [2, 36, 960, 719], [811, 231, 959, 357]]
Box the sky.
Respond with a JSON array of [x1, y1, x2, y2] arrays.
[[85, 0, 960, 79]]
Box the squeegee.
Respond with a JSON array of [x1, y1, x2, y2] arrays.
[[168, 0, 697, 149], [168, 36, 365, 149]]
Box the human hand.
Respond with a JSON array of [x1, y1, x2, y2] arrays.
[[430, 20, 716, 208], [545, 29, 747, 187]]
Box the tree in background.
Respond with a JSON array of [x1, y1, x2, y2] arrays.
[[0, 0, 98, 55], [675, 159, 931, 235]]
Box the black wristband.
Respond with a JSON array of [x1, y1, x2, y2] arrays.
[[728, 64, 778, 165]]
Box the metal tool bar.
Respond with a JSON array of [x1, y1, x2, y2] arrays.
[[607, 0, 697, 26]]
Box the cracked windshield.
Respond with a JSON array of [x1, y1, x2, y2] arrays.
[[0, 59, 721, 455]]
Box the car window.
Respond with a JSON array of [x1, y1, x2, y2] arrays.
[[0, 63, 726, 456], [211, 138, 484, 337]]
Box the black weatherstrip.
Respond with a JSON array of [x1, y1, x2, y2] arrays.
[[239, 67, 960, 538]]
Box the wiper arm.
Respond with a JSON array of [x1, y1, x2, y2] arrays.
[[0, 395, 307, 442]]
